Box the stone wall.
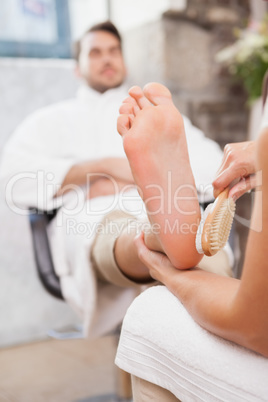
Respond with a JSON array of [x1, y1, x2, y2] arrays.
[[164, 0, 250, 147], [125, 0, 250, 147]]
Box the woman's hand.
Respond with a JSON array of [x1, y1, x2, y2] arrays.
[[134, 232, 182, 284], [213, 141, 257, 201]]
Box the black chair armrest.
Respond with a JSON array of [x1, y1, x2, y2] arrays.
[[29, 208, 64, 300]]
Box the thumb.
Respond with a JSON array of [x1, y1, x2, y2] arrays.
[[134, 232, 170, 268]]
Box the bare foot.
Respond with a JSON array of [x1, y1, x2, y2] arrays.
[[117, 83, 202, 269]]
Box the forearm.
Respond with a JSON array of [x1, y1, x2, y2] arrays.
[[57, 157, 134, 196], [136, 234, 268, 356], [167, 267, 268, 356], [137, 235, 240, 339], [101, 157, 134, 183], [164, 269, 240, 336]]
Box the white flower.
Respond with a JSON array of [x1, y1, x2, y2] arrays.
[[215, 18, 268, 102], [216, 31, 268, 65], [215, 42, 240, 63], [242, 32, 266, 49]]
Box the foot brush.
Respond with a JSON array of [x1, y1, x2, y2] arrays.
[[195, 188, 236, 256]]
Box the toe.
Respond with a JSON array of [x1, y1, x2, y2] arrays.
[[123, 96, 136, 105], [119, 103, 134, 115], [121, 100, 139, 116], [143, 82, 173, 106], [123, 96, 141, 116], [129, 86, 152, 109], [117, 114, 131, 136]]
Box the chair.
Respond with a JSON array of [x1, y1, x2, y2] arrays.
[[28, 208, 63, 300], [28, 202, 221, 300]]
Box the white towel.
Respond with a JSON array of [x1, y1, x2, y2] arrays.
[[116, 286, 268, 401]]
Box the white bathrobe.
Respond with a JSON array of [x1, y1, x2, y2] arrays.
[[0, 84, 223, 337]]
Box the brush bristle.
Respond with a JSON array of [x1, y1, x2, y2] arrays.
[[195, 203, 214, 254], [210, 198, 236, 251]]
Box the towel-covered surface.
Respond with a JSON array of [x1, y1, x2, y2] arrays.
[[116, 286, 268, 401]]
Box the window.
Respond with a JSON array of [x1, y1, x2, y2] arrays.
[[0, 0, 71, 58]]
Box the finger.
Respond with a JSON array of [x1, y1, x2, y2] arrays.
[[229, 175, 257, 201], [134, 233, 173, 276], [215, 144, 232, 177], [213, 166, 247, 198], [213, 143, 242, 197], [134, 233, 159, 278], [213, 166, 235, 198]]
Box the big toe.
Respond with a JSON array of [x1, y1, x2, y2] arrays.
[[143, 82, 173, 106]]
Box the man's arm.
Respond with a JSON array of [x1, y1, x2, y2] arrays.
[[56, 157, 134, 196]]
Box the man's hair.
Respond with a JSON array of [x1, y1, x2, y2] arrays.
[[73, 21, 122, 61]]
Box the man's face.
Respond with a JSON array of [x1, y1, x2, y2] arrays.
[[77, 30, 127, 93]]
